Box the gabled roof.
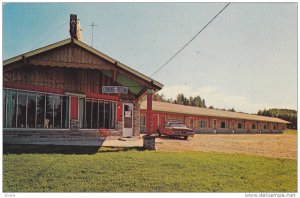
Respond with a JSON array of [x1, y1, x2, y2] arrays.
[[141, 101, 291, 124], [3, 38, 163, 90]]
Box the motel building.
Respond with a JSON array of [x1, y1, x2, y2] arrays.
[[140, 101, 290, 134], [3, 15, 290, 147], [3, 16, 163, 146]]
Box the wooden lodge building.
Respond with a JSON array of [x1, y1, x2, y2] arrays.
[[140, 101, 290, 134], [3, 15, 290, 147], [3, 38, 163, 146]]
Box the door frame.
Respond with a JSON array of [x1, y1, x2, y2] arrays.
[[123, 103, 133, 137]]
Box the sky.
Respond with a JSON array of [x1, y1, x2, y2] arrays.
[[2, 2, 297, 113]]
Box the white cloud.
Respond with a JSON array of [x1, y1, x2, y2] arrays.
[[158, 85, 293, 114]]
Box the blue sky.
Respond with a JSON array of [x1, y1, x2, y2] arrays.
[[3, 3, 297, 113]]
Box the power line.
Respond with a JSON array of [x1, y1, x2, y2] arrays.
[[151, 3, 231, 77], [30, 21, 68, 51]]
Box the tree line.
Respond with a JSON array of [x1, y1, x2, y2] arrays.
[[257, 109, 297, 129]]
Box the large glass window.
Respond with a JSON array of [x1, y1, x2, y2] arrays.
[[27, 92, 36, 128], [3, 89, 6, 127], [17, 91, 27, 128], [92, 100, 98, 129], [62, 96, 69, 129], [85, 100, 92, 128], [104, 102, 110, 128], [99, 101, 104, 128], [53, 95, 62, 128], [79, 98, 85, 128], [79, 98, 116, 129], [45, 94, 53, 128], [6, 90, 17, 128], [36, 93, 46, 128], [3, 88, 69, 129]]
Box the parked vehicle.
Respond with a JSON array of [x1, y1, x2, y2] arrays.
[[157, 121, 195, 140]]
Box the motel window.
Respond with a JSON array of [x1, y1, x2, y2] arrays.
[[252, 124, 256, 129], [78, 98, 116, 129], [273, 125, 276, 130], [220, 121, 226, 128], [199, 120, 207, 128], [263, 124, 267, 130], [238, 123, 243, 129], [3, 88, 69, 129]]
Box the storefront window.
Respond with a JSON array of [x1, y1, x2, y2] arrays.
[[6, 90, 17, 128], [53, 95, 62, 128], [110, 102, 116, 129], [104, 102, 110, 128], [3, 88, 69, 129], [92, 100, 98, 129], [27, 92, 36, 128], [62, 96, 69, 129], [85, 100, 92, 128], [99, 101, 104, 128], [78, 98, 85, 128], [78, 98, 116, 129], [17, 91, 27, 128], [3, 89, 6, 127]]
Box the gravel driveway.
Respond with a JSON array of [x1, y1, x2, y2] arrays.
[[155, 134, 297, 159]]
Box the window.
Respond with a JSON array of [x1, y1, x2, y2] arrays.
[[252, 124, 256, 129], [140, 115, 146, 134], [238, 123, 243, 129], [17, 91, 27, 128], [78, 98, 116, 129], [27, 92, 36, 128], [6, 89, 17, 128], [199, 120, 207, 128], [263, 124, 267, 130], [3, 88, 69, 129], [220, 121, 226, 128]]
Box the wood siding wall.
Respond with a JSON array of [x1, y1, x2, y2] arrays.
[[4, 65, 136, 99]]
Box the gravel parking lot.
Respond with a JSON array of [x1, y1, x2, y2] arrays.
[[155, 134, 297, 159]]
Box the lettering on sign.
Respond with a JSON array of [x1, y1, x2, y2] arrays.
[[102, 86, 128, 94]]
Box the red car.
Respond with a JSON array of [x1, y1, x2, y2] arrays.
[[157, 121, 195, 140]]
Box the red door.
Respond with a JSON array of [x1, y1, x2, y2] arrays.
[[153, 114, 159, 131]]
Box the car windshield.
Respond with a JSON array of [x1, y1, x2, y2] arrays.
[[169, 123, 187, 128]]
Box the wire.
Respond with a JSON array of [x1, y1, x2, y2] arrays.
[[30, 21, 68, 51], [151, 3, 231, 77]]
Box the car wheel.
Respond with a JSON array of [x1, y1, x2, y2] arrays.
[[183, 136, 188, 140]]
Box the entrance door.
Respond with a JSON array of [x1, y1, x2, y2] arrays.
[[123, 103, 133, 137]]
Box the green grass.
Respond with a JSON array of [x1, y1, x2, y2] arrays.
[[3, 151, 296, 192], [283, 129, 297, 135]]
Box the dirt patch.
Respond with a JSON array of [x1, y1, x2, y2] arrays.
[[155, 134, 297, 159]]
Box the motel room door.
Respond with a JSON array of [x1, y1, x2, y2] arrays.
[[123, 103, 133, 137]]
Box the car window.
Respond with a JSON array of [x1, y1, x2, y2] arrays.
[[169, 123, 187, 127]]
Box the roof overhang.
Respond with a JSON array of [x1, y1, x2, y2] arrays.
[[4, 38, 163, 91]]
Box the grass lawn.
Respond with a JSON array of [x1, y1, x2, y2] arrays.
[[283, 129, 297, 135], [3, 149, 296, 192]]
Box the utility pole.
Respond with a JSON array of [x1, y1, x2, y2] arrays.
[[90, 22, 97, 47]]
